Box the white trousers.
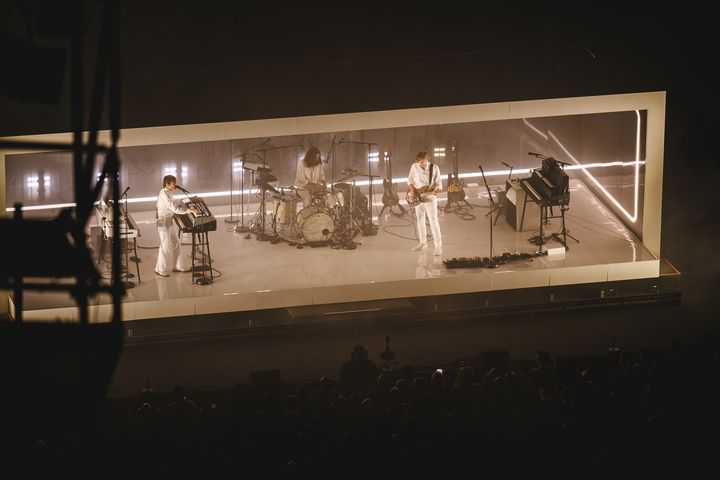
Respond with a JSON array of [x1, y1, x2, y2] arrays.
[[415, 196, 442, 247], [155, 224, 186, 274]]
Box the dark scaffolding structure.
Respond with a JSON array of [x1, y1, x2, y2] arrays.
[[0, 0, 124, 433]]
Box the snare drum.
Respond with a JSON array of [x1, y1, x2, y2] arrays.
[[274, 197, 298, 224], [296, 206, 334, 242]]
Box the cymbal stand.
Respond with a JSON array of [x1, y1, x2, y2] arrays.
[[246, 170, 264, 239], [270, 196, 282, 244], [225, 151, 240, 225], [253, 185, 273, 241], [334, 181, 361, 249], [337, 139, 379, 235], [235, 153, 252, 233]]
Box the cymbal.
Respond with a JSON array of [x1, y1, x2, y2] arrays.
[[337, 168, 360, 182]]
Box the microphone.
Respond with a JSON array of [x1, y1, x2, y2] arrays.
[[501, 161, 513, 168], [176, 185, 190, 194], [121, 186, 130, 197]]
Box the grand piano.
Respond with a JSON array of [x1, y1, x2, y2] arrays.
[[519, 157, 572, 250]]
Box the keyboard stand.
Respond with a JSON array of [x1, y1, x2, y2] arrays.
[[190, 226, 214, 285], [522, 201, 577, 252], [519, 186, 577, 252]]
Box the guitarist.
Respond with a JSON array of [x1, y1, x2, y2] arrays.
[[407, 151, 443, 256]]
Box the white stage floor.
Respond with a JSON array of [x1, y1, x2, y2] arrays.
[[15, 179, 658, 322]]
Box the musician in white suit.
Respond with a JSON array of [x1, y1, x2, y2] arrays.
[[295, 146, 326, 207], [407, 151, 443, 256], [155, 175, 189, 276]]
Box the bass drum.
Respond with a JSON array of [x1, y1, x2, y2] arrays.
[[296, 206, 334, 243]]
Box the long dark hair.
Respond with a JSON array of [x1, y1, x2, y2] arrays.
[[303, 146, 322, 167]]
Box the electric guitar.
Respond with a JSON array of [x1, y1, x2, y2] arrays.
[[446, 139, 466, 202], [406, 185, 436, 207], [381, 147, 401, 208]]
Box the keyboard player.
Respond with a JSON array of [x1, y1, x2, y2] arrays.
[[155, 175, 192, 277]]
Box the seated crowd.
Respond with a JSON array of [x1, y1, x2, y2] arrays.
[[9, 339, 720, 475]]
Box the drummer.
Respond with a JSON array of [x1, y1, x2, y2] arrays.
[[295, 146, 326, 207]]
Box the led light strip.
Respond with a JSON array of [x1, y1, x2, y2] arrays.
[[543, 110, 643, 222], [6, 112, 644, 214], [523, 118, 549, 140]]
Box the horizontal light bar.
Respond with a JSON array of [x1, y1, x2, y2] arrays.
[[5, 162, 641, 212]]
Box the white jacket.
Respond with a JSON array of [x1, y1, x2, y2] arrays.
[[156, 187, 185, 228]]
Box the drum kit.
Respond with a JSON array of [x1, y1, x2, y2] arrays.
[[269, 168, 370, 247]]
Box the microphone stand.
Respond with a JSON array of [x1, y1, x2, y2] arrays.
[[326, 135, 337, 187], [479, 165, 499, 268]]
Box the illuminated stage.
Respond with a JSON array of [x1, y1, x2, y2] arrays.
[[3, 92, 667, 326], [14, 177, 659, 323]]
